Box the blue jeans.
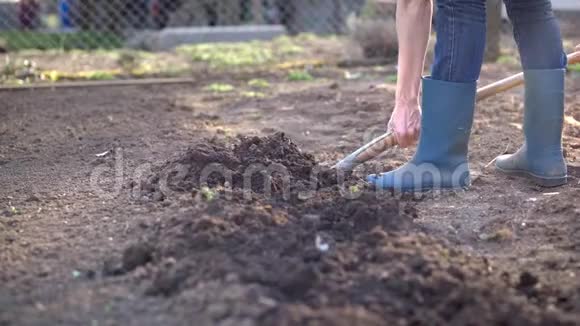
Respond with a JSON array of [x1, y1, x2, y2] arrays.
[[432, 0, 567, 82]]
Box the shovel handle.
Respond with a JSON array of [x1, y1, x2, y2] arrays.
[[336, 50, 580, 170], [477, 50, 580, 101]]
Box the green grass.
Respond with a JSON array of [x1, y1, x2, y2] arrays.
[[287, 70, 314, 82], [0, 31, 122, 51], [568, 63, 580, 72], [176, 36, 306, 68]]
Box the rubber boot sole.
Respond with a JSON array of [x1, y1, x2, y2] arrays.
[[495, 165, 567, 187]]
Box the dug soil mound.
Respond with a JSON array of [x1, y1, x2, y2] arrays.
[[107, 134, 577, 325], [140, 132, 345, 201], [111, 194, 570, 326]]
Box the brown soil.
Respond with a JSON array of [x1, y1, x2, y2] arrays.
[[2, 45, 580, 326], [139, 132, 345, 202]]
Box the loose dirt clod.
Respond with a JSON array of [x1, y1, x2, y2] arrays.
[[117, 191, 570, 325], [141, 132, 349, 200], [122, 242, 154, 271]]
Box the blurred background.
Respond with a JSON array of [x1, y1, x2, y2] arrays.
[[0, 0, 374, 50], [0, 0, 578, 84]]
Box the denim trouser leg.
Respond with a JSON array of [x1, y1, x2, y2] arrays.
[[504, 0, 567, 69], [431, 0, 487, 83], [431, 0, 566, 82]]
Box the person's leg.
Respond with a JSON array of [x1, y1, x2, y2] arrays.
[[504, 0, 566, 70], [368, 0, 486, 192], [495, 0, 567, 186], [431, 0, 487, 82]]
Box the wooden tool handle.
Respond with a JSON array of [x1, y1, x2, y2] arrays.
[[476, 72, 524, 102], [354, 131, 398, 163], [477, 50, 580, 101]]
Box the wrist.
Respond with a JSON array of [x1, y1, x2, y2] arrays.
[[395, 97, 420, 108]]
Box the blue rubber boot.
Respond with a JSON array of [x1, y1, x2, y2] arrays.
[[367, 77, 476, 192], [495, 69, 567, 187]]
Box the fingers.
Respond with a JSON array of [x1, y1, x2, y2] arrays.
[[394, 132, 407, 148], [387, 105, 421, 148], [394, 127, 420, 148]]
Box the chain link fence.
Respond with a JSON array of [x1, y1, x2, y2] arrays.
[[0, 0, 390, 51], [1, 1, 579, 53]]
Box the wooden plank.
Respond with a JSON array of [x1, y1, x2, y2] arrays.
[[0, 77, 197, 92]]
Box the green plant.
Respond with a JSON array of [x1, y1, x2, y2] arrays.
[[287, 70, 314, 82], [205, 83, 235, 93], [1, 58, 39, 83], [177, 42, 273, 67], [248, 78, 271, 88], [200, 186, 216, 201], [241, 91, 266, 98], [177, 36, 311, 68], [83, 71, 116, 80], [6, 203, 21, 215], [273, 36, 304, 55], [1, 58, 16, 78]]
